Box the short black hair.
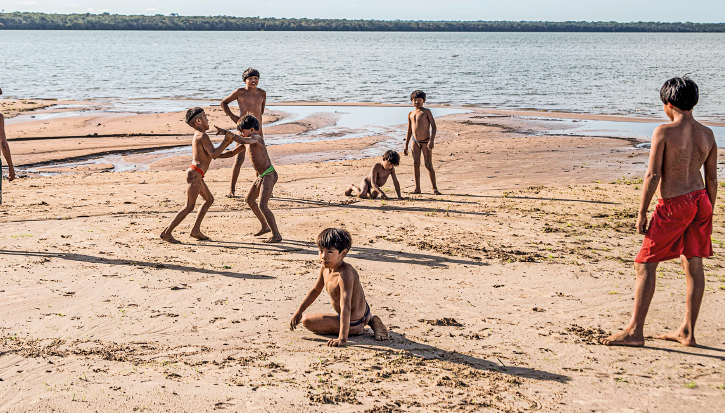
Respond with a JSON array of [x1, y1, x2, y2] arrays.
[[185, 107, 204, 124], [383, 150, 400, 166], [410, 90, 426, 101], [243, 68, 260, 82], [316, 228, 352, 253], [237, 114, 260, 131], [660, 76, 699, 111]]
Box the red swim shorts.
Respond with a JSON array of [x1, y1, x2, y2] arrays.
[[635, 189, 713, 263]]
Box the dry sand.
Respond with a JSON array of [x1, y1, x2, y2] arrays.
[[1, 103, 724, 412]]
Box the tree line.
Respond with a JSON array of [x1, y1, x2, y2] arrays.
[[0, 12, 723, 32]]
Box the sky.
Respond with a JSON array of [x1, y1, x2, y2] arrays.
[[0, 0, 724, 23]]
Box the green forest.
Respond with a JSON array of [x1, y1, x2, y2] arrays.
[[0, 12, 723, 32]]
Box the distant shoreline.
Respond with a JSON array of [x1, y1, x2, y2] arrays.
[[1, 12, 724, 32]]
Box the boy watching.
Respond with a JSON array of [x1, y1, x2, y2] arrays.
[[215, 114, 282, 243], [290, 228, 389, 346], [0, 87, 16, 205], [160, 108, 235, 243], [603, 77, 718, 347], [404, 90, 440, 195], [220, 68, 266, 198], [345, 150, 402, 200]]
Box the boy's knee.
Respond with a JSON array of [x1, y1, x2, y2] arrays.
[[425, 162, 434, 170], [413, 160, 421, 167], [206, 196, 215, 205], [301, 314, 312, 329]]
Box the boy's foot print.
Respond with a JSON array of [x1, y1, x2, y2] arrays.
[[656, 329, 696, 347], [263, 235, 282, 244], [433, 189, 442, 195], [369, 315, 389, 341], [160, 234, 181, 244], [601, 330, 644, 347], [190, 232, 210, 241], [254, 227, 271, 236]]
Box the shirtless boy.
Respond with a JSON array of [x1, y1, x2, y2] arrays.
[[160, 108, 235, 243], [404, 90, 440, 195], [215, 114, 282, 243], [345, 150, 402, 200], [290, 228, 389, 346], [220, 68, 266, 198], [603, 77, 718, 347], [0, 87, 16, 205]]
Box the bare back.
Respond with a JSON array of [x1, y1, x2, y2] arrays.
[[409, 108, 432, 141], [655, 120, 716, 199], [323, 263, 367, 321]]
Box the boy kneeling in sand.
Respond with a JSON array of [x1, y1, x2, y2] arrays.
[[215, 114, 282, 243], [603, 77, 718, 347], [160, 108, 236, 243], [345, 150, 402, 200], [290, 228, 389, 346]]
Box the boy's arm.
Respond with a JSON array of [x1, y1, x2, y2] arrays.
[[391, 167, 402, 199], [637, 128, 665, 234], [369, 165, 388, 200], [260, 91, 266, 124], [290, 270, 325, 330], [220, 90, 241, 124], [404, 112, 412, 156], [427, 109, 437, 150], [704, 138, 718, 209], [218, 143, 246, 159], [201, 131, 234, 160], [0, 114, 15, 181], [328, 271, 354, 347]]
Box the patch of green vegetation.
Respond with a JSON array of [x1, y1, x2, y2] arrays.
[[614, 377, 628, 383], [684, 381, 697, 389]]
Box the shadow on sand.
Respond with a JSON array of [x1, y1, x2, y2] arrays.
[[270, 196, 494, 216]]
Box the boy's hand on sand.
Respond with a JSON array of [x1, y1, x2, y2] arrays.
[[327, 338, 346, 347], [636, 214, 648, 235], [381, 194, 389, 201], [290, 312, 302, 331]]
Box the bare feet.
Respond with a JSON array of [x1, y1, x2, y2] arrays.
[[190, 231, 210, 241], [226, 191, 235, 198], [411, 189, 421, 195], [433, 189, 442, 195], [656, 328, 696, 347], [254, 227, 271, 236], [601, 329, 644, 347], [160, 233, 180, 244], [344, 187, 353, 197], [369, 315, 389, 341], [263, 235, 282, 243]]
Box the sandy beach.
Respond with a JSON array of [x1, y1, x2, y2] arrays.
[[1, 101, 724, 412]]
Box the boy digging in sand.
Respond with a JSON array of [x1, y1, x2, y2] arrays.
[[215, 114, 282, 243], [603, 77, 718, 347], [345, 150, 403, 200], [160, 108, 236, 243], [0, 87, 16, 205], [404, 90, 440, 195], [220, 68, 266, 198], [290, 228, 389, 346]]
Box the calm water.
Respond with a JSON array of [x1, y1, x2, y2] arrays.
[[1, 31, 724, 121]]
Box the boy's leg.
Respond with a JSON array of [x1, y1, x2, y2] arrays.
[[190, 180, 214, 240], [602, 262, 658, 346], [245, 179, 268, 236], [345, 184, 359, 197], [301, 313, 366, 336], [656, 256, 704, 346], [421, 145, 440, 194], [161, 174, 202, 243], [228, 148, 245, 198], [259, 172, 282, 243], [367, 315, 389, 341], [411, 143, 422, 194]]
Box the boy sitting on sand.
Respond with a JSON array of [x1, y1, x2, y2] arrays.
[[404, 90, 440, 195], [0, 87, 16, 205], [603, 77, 718, 348], [215, 114, 282, 243], [290, 228, 389, 346], [345, 150, 402, 200], [160, 108, 235, 243], [220, 68, 266, 198]]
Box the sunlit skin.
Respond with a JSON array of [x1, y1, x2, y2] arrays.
[[215, 123, 282, 243], [290, 246, 389, 346], [220, 75, 266, 198], [0, 87, 15, 184], [345, 158, 402, 200], [603, 102, 717, 348], [404, 97, 440, 194], [160, 111, 235, 243]]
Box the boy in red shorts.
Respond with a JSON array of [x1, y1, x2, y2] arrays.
[[603, 77, 718, 347]]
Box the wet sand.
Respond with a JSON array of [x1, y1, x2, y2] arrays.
[[1, 102, 725, 412]]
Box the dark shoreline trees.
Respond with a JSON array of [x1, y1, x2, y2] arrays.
[[0, 12, 723, 32]]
